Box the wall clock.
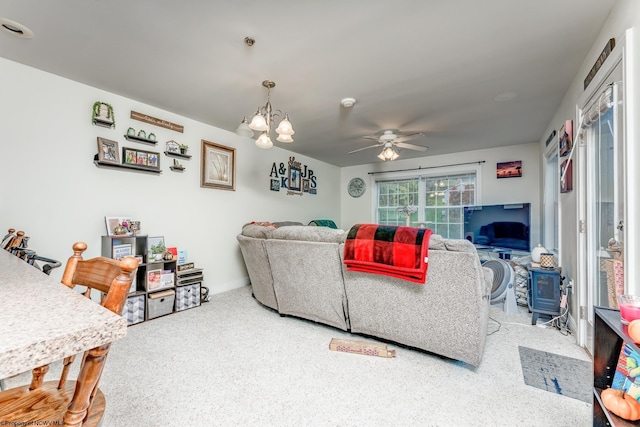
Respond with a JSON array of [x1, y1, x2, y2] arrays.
[[348, 177, 366, 198]]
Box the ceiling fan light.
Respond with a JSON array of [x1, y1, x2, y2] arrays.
[[379, 146, 399, 161], [235, 116, 254, 138], [275, 113, 294, 136], [255, 132, 273, 149], [249, 112, 268, 131], [276, 133, 293, 143]]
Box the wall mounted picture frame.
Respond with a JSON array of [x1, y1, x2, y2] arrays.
[[270, 179, 280, 191], [97, 137, 120, 164], [201, 140, 236, 191], [560, 159, 573, 193], [496, 160, 522, 179], [289, 166, 302, 191], [559, 120, 573, 157], [303, 179, 310, 192]]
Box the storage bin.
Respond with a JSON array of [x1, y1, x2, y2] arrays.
[[122, 294, 145, 325], [147, 289, 175, 319], [175, 282, 201, 311]]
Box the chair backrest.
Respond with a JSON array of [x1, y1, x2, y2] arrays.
[[61, 242, 139, 314]]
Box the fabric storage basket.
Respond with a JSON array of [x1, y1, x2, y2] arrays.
[[147, 289, 175, 319], [175, 282, 201, 311], [122, 294, 145, 325]]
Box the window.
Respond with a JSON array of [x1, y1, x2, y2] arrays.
[[376, 169, 478, 238]]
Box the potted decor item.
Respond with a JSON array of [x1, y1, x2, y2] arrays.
[[127, 127, 135, 136], [148, 132, 156, 141], [179, 144, 189, 154], [137, 129, 146, 139], [92, 101, 115, 128]]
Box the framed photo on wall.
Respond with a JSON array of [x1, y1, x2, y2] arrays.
[[97, 137, 120, 164], [496, 160, 522, 179], [559, 120, 573, 157], [560, 159, 573, 193], [201, 140, 236, 191], [289, 166, 302, 191]]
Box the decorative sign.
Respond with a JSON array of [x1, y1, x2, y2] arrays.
[[584, 38, 615, 90], [269, 156, 318, 196], [131, 111, 184, 133], [545, 130, 557, 147]]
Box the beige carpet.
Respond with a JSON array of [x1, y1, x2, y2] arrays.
[[4, 285, 592, 426]]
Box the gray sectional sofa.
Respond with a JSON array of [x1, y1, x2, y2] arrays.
[[237, 223, 493, 367]]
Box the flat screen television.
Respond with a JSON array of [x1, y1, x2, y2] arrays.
[[463, 203, 531, 251]]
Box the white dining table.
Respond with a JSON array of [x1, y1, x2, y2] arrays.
[[0, 249, 128, 380]]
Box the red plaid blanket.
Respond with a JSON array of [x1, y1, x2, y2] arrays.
[[343, 224, 432, 283]]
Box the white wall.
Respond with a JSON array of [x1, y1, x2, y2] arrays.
[[0, 57, 341, 294], [340, 143, 541, 247], [539, 0, 640, 327]]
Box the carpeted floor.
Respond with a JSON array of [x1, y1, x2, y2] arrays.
[[518, 346, 593, 403], [4, 286, 593, 426]]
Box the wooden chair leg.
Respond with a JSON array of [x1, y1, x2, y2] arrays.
[[63, 345, 109, 427], [29, 365, 49, 390], [58, 354, 76, 389]]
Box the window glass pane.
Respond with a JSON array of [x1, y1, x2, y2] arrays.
[[376, 172, 476, 239]]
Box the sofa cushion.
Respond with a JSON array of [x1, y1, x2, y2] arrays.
[[241, 224, 276, 238], [267, 225, 346, 243]]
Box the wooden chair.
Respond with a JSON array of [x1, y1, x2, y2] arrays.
[[0, 242, 138, 427]]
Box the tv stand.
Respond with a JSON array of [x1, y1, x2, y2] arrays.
[[474, 245, 530, 262]]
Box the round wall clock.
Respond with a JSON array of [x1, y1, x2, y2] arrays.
[[348, 177, 366, 198]]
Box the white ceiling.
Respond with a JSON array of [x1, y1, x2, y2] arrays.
[[0, 0, 616, 167]]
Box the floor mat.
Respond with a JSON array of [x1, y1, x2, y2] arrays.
[[518, 345, 592, 403]]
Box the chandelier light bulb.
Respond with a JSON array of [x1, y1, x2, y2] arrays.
[[249, 112, 268, 132], [275, 113, 294, 136], [235, 116, 254, 138], [255, 132, 273, 149], [276, 133, 293, 143]]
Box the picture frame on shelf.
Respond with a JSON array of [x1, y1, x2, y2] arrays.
[[147, 236, 166, 261], [97, 137, 120, 164], [123, 148, 137, 165], [104, 216, 133, 236], [146, 269, 162, 291], [166, 140, 179, 153], [112, 243, 132, 260], [147, 152, 159, 168], [201, 140, 236, 191], [136, 150, 148, 166]]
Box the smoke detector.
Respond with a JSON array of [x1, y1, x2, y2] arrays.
[[341, 97, 356, 108]]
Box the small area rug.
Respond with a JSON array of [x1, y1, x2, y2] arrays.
[[518, 345, 592, 403]]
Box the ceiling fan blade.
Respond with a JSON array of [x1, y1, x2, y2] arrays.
[[362, 136, 379, 141], [394, 132, 425, 143], [348, 144, 382, 154], [396, 142, 428, 151]]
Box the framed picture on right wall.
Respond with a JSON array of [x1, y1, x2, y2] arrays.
[[560, 159, 573, 193]]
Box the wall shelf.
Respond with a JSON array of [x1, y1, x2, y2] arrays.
[[124, 134, 157, 145], [169, 166, 185, 172], [164, 150, 191, 159], [94, 156, 161, 174]]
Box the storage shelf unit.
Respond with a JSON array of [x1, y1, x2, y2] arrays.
[[102, 235, 201, 325], [593, 306, 640, 426]]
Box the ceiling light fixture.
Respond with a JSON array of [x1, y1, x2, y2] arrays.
[[236, 80, 294, 149], [377, 143, 399, 161]]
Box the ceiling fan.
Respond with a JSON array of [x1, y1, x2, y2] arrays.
[[348, 130, 428, 161]]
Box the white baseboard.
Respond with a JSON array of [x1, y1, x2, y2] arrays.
[[209, 276, 250, 295]]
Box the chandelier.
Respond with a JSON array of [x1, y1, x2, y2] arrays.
[[236, 80, 294, 149], [377, 143, 399, 161]]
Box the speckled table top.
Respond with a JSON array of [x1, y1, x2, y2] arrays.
[[0, 250, 127, 378]]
